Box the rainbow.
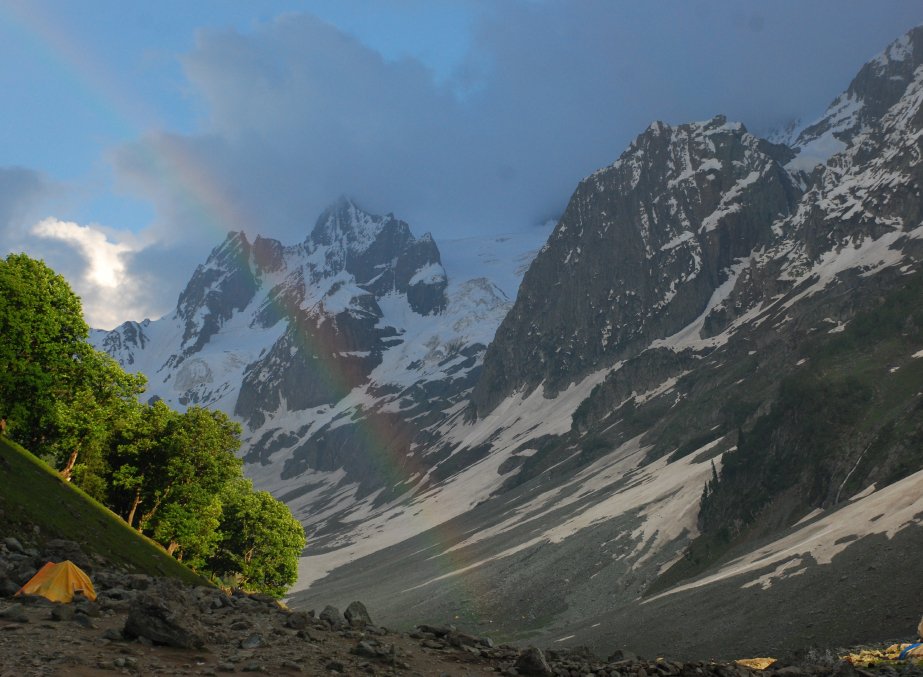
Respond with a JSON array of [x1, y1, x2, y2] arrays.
[[3, 2, 499, 626]]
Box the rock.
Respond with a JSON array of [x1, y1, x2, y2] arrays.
[[319, 605, 345, 628], [126, 574, 153, 591], [416, 623, 454, 637], [344, 600, 373, 627], [50, 604, 75, 621], [353, 640, 382, 658], [280, 660, 303, 671], [3, 537, 23, 554], [102, 628, 123, 641], [73, 614, 95, 629], [285, 611, 311, 630], [217, 662, 236, 672], [12, 565, 37, 586], [325, 660, 345, 673], [123, 590, 207, 649], [73, 597, 101, 617], [446, 630, 479, 648], [43, 539, 92, 570], [240, 633, 264, 650], [515, 646, 553, 676], [248, 592, 279, 607], [918, 615, 923, 639], [831, 661, 859, 677], [0, 577, 19, 597], [0, 603, 29, 623]]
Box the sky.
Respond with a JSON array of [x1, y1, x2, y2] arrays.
[[2, 0, 922, 329]]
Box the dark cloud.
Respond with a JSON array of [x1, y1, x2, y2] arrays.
[[110, 1, 923, 315]]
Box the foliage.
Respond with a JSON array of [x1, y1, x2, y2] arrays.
[[0, 253, 92, 449], [0, 253, 306, 596], [208, 478, 306, 598]]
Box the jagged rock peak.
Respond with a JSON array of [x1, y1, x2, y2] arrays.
[[309, 196, 411, 253], [794, 25, 923, 151], [471, 113, 801, 416]]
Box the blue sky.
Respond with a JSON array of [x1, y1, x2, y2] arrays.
[[2, 0, 922, 328]]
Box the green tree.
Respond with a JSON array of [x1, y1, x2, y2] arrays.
[[0, 253, 91, 448], [208, 477, 306, 598], [107, 399, 176, 528], [136, 406, 243, 563], [48, 350, 147, 498]]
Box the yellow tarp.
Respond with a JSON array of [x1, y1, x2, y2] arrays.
[[15, 560, 96, 603]]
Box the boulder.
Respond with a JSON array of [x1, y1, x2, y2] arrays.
[[515, 646, 553, 676], [319, 605, 345, 628], [123, 590, 206, 649], [344, 600, 373, 627], [0, 576, 19, 597], [285, 611, 311, 630]]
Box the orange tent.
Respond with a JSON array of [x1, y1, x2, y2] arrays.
[[15, 560, 96, 603]]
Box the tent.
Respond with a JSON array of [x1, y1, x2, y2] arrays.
[[15, 560, 96, 603]]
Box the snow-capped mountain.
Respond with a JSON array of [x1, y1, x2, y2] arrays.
[[95, 26, 923, 660], [288, 27, 923, 657], [92, 197, 553, 525]]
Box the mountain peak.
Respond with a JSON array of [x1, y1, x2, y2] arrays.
[[792, 25, 923, 161], [309, 197, 401, 253]]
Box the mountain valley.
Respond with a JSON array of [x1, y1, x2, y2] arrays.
[[89, 26, 923, 660]]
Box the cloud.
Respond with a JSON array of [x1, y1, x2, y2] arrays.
[[112, 2, 923, 259], [29, 218, 154, 330]]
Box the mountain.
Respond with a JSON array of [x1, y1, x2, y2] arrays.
[[92, 198, 552, 539], [286, 28, 923, 658], [94, 27, 923, 659]]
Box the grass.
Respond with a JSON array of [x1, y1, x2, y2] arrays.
[[0, 435, 210, 586]]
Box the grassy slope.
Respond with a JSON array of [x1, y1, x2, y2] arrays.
[[0, 435, 209, 586]]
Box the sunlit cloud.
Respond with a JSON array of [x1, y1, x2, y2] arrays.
[[30, 217, 154, 330]]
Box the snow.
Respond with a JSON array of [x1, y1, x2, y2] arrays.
[[871, 32, 913, 70], [647, 468, 923, 600], [403, 433, 724, 592], [660, 231, 695, 252], [699, 169, 764, 233], [408, 262, 447, 286], [290, 367, 613, 591], [787, 130, 848, 172]]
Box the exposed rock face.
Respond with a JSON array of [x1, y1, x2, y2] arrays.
[[309, 197, 448, 315], [175, 231, 259, 359], [794, 25, 923, 150], [472, 115, 801, 414]]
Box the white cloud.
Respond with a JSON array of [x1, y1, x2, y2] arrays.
[[30, 218, 155, 330]]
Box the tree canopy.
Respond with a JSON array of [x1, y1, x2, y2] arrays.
[[0, 252, 306, 596]]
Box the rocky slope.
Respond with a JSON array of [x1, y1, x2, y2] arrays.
[[2, 538, 921, 676]]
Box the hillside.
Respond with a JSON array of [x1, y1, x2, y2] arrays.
[[0, 435, 207, 587]]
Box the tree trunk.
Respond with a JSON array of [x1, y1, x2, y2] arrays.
[[60, 447, 80, 481], [126, 489, 142, 528], [166, 541, 179, 556], [140, 487, 172, 528]]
